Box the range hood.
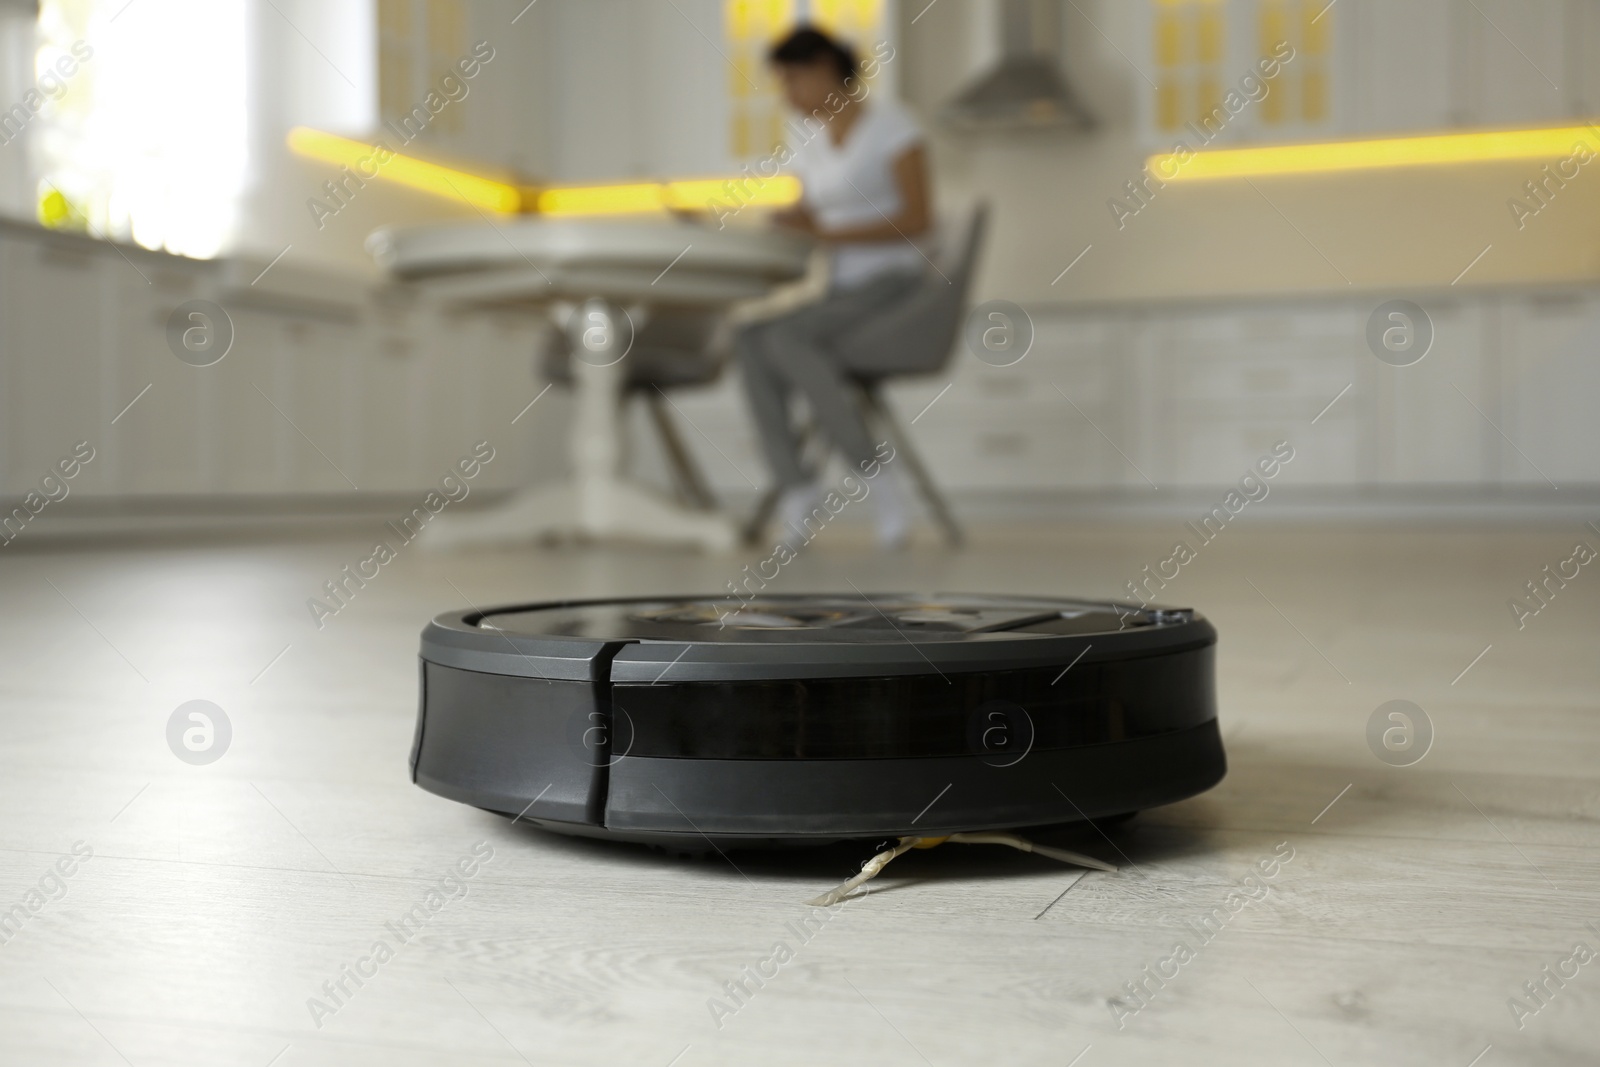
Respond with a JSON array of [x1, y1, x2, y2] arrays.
[[941, 0, 1094, 131]]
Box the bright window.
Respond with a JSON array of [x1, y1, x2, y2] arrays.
[[34, 0, 249, 259]]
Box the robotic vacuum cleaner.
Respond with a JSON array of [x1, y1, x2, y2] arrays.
[[412, 594, 1224, 848]]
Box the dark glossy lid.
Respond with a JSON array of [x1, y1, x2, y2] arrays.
[[420, 593, 1214, 682]]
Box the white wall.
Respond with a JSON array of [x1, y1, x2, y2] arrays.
[[543, 0, 728, 182], [235, 0, 553, 272]]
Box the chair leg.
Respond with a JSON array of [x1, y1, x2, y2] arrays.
[[859, 385, 965, 548], [744, 485, 783, 545], [645, 392, 719, 511], [743, 416, 821, 545]]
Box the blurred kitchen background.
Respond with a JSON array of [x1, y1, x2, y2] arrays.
[[2, 0, 1597, 534]]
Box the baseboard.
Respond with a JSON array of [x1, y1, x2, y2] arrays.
[[3, 484, 1596, 551], [0, 491, 519, 551], [716, 483, 1600, 530], [944, 485, 1600, 524]]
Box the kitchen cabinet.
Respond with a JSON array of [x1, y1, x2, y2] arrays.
[[107, 258, 214, 494], [667, 290, 1600, 501], [0, 230, 113, 495], [1376, 297, 1497, 484], [1348, 0, 1455, 134], [1138, 0, 1594, 149], [1137, 302, 1373, 486], [0, 221, 552, 503], [1500, 289, 1600, 487], [5, 221, 1600, 513], [1459, 0, 1569, 128], [201, 303, 299, 494]]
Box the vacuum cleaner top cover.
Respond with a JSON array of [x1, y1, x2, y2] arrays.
[[422, 593, 1207, 679]]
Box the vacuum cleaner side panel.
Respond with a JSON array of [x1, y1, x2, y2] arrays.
[[605, 719, 1226, 837], [415, 662, 603, 825]]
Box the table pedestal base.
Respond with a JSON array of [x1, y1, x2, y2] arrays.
[[421, 298, 738, 553]]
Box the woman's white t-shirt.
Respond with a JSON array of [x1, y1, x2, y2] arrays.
[[786, 97, 926, 290]]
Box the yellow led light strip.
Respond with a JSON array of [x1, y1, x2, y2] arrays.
[[287, 127, 802, 216], [1149, 123, 1600, 181], [287, 127, 524, 212]]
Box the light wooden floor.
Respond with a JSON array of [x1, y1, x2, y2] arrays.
[[1, 517, 1597, 1066]]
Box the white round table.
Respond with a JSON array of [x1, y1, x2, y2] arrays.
[[367, 218, 812, 551]]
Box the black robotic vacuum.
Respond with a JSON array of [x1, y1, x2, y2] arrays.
[[412, 594, 1225, 848]]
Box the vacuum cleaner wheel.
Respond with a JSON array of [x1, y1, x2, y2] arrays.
[[412, 593, 1225, 847]]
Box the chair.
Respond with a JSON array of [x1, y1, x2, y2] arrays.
[[745, 201, 991, 546], [542, 306, 725, 511]]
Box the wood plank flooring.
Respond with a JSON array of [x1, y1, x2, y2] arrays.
[[1, 517, 1596, 1065]]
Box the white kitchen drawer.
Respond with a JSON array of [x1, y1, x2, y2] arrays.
[[902, 411, 1115, 491], [1166, 345, 1365, 408], [1147, 304, 1362, 347], [949, 352, 1112, 409], [1160, 409, 1369, 488]]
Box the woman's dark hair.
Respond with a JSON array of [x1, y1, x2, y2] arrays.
[[768, 25, 857, 82]]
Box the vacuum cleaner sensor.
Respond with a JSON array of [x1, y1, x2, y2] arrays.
[[413, 594, 1224, 847]]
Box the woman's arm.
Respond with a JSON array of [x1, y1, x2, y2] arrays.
[[778, 144, 932, 243]]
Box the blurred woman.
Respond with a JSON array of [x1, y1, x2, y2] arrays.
[[737, 26, 931, 549]]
